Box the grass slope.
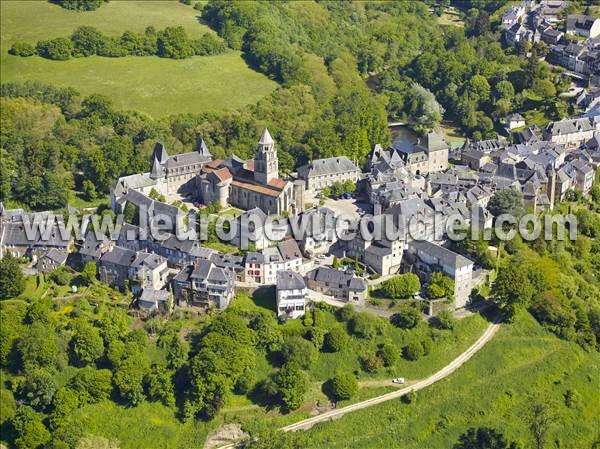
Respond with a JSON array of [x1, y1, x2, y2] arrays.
[[1, 1, 278, 117], [301, 312, 600, 449]]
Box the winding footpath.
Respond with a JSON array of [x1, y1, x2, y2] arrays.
[[215, 317, 501, 448]]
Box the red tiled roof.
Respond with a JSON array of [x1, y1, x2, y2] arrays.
[[268, 178, 286, 189]]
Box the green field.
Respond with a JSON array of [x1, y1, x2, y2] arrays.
[[0, 1, 278, 117], [301, 312, 600, 448]]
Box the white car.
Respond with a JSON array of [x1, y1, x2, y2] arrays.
[[392, 377, 405, 384]]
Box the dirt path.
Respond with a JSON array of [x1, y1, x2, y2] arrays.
[[214, 316, 501, 448]]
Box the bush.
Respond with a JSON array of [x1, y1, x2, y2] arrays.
[[194, 33, 227, 56], [403, 341, 424, 361], [36, 37, 73, 60], [349, 312, 382, 339], [324, 326, 349, 352], [9, 42, 36, 56], [381, 273, 421, 299], [330, 372, 358, 400], [157, 26, 194, 59], [378, 342, 400, 367], [280, 336, 317, 370], [337, 303, 356, 322], [390, 305, 421, 329], [360, 352, 383, 373], [49, 267, 71, 286], [71, 26, 105, 57], [433, 310, 456, 330]]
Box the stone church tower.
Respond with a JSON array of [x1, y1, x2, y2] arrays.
[[254, 128, 279, 185]]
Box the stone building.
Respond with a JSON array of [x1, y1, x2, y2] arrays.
[[297, 156, 361, 192], [198, 129, 304, 215]]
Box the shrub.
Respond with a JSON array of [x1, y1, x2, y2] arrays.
[[9, 42, 36, 56], [378, 342, 400, 367], [390, 305, 421, 329], [36, 38, 73, 60], [71, 26, 105, 57], [433, 310, 456, 330], [360, 352, 383, 373], [403, 341, 424, 361], [280, 336, 317, 370], [349, 312, 382, 339], [381, 273, 421, 299], [324, 326, 349, 352], [330, 372, 358, 400], [337, 304, 356, 322]]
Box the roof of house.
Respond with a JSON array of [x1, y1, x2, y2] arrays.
[[278, 238, 302, 261], [297, 156, 359, 179], [305, 266, 367, 292], [277, 270, 306, 290], [415, 132, 450, 153], [410, 240, 473, 270], [100, 246, 138, 267], [567, 14, 600, 31], [41, 248, 68, 264]]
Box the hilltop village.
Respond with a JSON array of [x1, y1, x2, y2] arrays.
[[1, 112, 597, 318]]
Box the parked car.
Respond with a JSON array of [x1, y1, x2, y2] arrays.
[[392, 378, 405, 384]]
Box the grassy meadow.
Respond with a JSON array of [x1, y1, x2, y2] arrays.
[[300, 312, 600, 449], [0, 1, 278, 117]]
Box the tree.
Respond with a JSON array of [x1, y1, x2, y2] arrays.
[[18, 323, 60, 372], [71, 26, 106, 57], [349, 312, 382, 339], [165, 334, 189, 370], [69, 367, 112, 405], [403, 340, 425, 361], [526, 400, 555, 449], [113, 347, 150, 406], [157, 26, 194, 59], [427, 272, 455, 300], [488, 189, 524, 219], [11, 406, 51, 449], [330, 372, 358, 400], [381, 273, 421, 299], [454, 427, 519, 449], [378, 342, 400, 366], [36, 37, 73, 60], [273, 362, 308, 410], [80, 262, 97, 285], [390, 305, 421, 329], [492, 263, 534, 320], [0, 254, 25, 299], [19, 369, 57, 410], [146, 365, 175, 407], [82, 180, 97, 201], [332, 255, 340, 269], [70, 321, 104, 366], [50, 387, 79, 430], [280, 336, 317, 369], [324, 326, 349, 352], [360, 352, 383, 373]]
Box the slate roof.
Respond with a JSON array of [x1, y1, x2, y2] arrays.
[[415, 132, 449, 153], [410, 240, 473, 270], [297, 156, 359, 179], [278, 238, 302, 261], [305, 267, 367, 292], [277, 270, 306, 290], [100, 246, 137, 267], [42, 248, 68, 264]]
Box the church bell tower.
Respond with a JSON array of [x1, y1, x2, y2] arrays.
[[254, 128, 279, 185]]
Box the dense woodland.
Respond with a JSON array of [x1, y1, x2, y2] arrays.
[[0, 1, 580, 212]]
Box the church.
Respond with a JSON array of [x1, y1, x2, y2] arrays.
[[198, 129, 304, 215]]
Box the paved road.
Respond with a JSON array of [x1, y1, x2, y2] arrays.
[[215, 317, 501, 447]]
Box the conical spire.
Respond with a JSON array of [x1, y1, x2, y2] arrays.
[[153, 142, 168, 164], [196, 136, 211, 157], [258, 128, 274, 146]]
